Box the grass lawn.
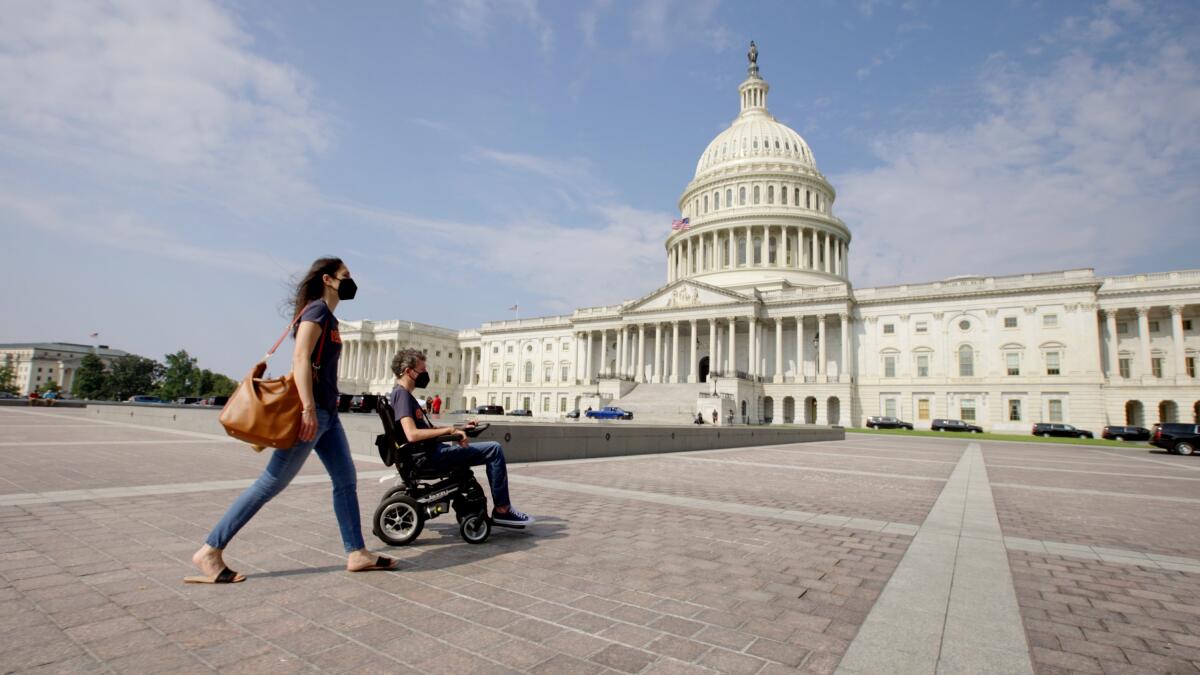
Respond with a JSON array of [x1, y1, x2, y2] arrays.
[[846, 426, 1150, 448]]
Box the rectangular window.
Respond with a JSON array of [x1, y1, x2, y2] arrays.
[[560, 397, 567, 412], [1186, 357, 1195, 378], [542, 396, 550, 412], [1117, 322, 1128, 334], [1149, 320, 1160, 333], [491, 367, 499, 383], [916, 355, 929, 377], [1152, 357, 1163, 378], [960, 399, 976, 422], [544, 367, 552, 382], [1118, 358, 1130, 378], [561, 365, 569, 381], [883, 324, 895, 335], [1008, 399, 1022, 421], [1185, 319, 1193, 331], [1046, 352, 1060, 375], [1043, 314, 1058, 328], [884, 356, 896, 378], [505, 367, 513, 383], [917, 399, 930, 420], [915, 321, 928, 333], [506, 345, 513, 353], [1004, 316, 1018, 328], [503, 396, 511, 410], [1006, 353, 1020, 376], [884, 399, 897, 417], [1048, 399, 1063, 423]]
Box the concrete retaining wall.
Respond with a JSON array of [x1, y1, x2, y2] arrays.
[[86, 403, 844, 463]]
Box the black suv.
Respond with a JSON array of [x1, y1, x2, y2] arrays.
[[865, 416, 913, 430], [473, 405, 504, 415], [349, 394, 380, 413], [1032, 423, 1094, 439], [506, 409, 533, 417], [1101, 425, 1150, 441], [930, 419, 983, 433], [1151, 423, 1200, 455]]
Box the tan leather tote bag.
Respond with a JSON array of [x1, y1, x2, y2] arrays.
[[220, 314, 327, 452]]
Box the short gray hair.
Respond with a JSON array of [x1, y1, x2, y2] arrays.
[[391, 348, 426, 377]]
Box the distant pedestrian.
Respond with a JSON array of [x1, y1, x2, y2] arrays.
[[711, 409, 718, 425], [189, 257, 396, 584], [432, 394, 442, 415]]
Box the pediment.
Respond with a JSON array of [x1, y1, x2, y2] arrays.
[[627, 279, 751, 312]]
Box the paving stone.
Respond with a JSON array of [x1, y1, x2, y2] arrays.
[[587, 643, 658, 673]]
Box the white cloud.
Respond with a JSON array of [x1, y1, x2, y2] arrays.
[[836, 30, 1200, 288], [431, 0, 555, 53], [0, 0, 328, 208], [629, 0, 727, 53]]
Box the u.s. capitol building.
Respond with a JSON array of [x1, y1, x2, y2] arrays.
[[336, 52, 1199, 431]]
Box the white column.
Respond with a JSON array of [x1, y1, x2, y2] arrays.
[[840, 313, 850, 381], [599, 329, 608, 378], [710, 231, 717, 270], [637, 325, 646, 382], [824, 233, 831, 274], [796, 316, 805, 381], [810, 229, 818, 270], [652, 324, 663, 383], [585, 331, 594, 382], [748, 318, 757, 379], [693, 320, 702, 383], [726, 229, 733, 268], [758, 227, 767, 267], [843, 242, 850, 278], [715, 321, 723, 376], [729, 318, 737, 375], [617, 327, 625, 379], [460, 349, 466, 385], [774, 318, 784, 383], [1104, 310, 1119, 379], [1137, 308, 1152, 377], [818, 315, 827, 377], [1171, 305, 1186, 378], [671, 321, 680, 383]]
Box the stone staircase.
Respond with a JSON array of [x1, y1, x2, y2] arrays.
[[614, 382, 708, 424]]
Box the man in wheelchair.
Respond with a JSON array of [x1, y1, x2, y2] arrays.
[[389, 349, 534, 527]]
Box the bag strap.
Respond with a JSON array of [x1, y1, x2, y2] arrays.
[[264, 308, 330, 369]]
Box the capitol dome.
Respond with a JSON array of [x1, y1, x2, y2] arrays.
[[670, 44, 851, 291]]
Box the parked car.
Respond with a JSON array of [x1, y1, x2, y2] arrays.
[[586, 406, 634, 420], [1151, 423, 1200, 456], [1101, 425, 1150, 441], [201, 395, 230, 407], [175, 397, 203, 405], [349, 394, 380, 413], [1031, 423, 1094, 439], [446, 409, 469, 415], [930, 418, 983, 433], [565, 409, 581, 419], [127, 395, 164, 404], [0, 392, 19, 399], [473, 405, 504, 415], [866, 416, 913, 430], [506, 409, 533, 417]]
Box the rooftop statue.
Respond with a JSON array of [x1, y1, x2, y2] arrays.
[[748, 40, 758, 65]]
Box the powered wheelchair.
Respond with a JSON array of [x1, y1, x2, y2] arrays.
[[371, 398, 497, 546]]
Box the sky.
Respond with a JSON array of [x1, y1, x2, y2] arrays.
[[2, 0, 1199, 378]]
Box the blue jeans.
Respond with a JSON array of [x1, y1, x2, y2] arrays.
[[422, 441, 510, 508], [206, 409, 365, 553]]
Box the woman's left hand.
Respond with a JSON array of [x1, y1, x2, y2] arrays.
[[299, 408, 317, 441]]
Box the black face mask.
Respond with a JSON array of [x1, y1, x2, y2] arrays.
[[412, 371, 430, 389], [337, 277, 357, 300]]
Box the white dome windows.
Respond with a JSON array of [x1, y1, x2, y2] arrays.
[[753, 186, 761, 204], [725, 189, 732, 208], [739, 187, 747, 205], [767, 186, 775, 204]]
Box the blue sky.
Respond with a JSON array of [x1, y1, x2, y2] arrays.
[[3, 0, 1199, 378]]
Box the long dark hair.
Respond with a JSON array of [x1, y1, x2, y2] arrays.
[[291, 257, 343, 335]]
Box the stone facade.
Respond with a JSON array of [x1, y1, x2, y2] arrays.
[[337, 55, 1200, 431], [0, 343, 130, 395]]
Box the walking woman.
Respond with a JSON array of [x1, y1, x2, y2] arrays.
[[188, 257, 396, 583]]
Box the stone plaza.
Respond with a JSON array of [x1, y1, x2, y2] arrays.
[[3, 406, 1200, 673]]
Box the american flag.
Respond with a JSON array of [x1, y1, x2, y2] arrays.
[[89, 332, 99, 338], [507, 304, 518, 311], [671, 217, 691, 231]]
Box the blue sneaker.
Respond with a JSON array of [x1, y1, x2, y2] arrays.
[[492, 507, 534, 527]]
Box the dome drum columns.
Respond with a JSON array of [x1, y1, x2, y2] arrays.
[[667, 223, 849, 283]]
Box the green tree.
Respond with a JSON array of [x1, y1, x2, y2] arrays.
[[208, 373, 238, 396], [72, 353, 108, 400], [107, 355, 163, 401], [0, 364, 16, 395], [158, 350, 199, 401], [37, 381, 62, 394]]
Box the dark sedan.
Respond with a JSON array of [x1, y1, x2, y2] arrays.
[[866, 416, 913, 430], [1102, 425, 1150, 441], [930, 418, 983, 433], [505, 409, 533, 417], [1152, 423, 1200, 456], [1032, 423, 1093, 439]]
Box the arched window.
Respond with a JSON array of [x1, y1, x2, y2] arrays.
[[713, 191, 720, 210], [768, 236, 777, 264], [753, 186, 760, 204], [737, 237, 747, 265], [806, 190, 811, 208], [524, 361, 533, 383], [958, 345, 974, 377], [795, 187, 800, 205], [767, 186, 774, 204], [726, 189, 732, 207], [752, 236, 762, 264], [703, 195, 708, 214], [781, 186, 788, 205], [739, 187, 746, 205]]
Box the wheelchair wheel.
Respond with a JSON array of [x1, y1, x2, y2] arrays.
[[459, 514, 490, 544], [374, 495, 424, 546]]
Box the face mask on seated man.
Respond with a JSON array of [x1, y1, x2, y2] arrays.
[[388, 348, 534, 527]]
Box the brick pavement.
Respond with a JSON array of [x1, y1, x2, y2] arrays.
[[2, 410, 1199, 674]]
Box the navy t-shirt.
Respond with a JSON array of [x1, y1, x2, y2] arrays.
[[300, 299, 341, 411], [389, 385, 432, 442]]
